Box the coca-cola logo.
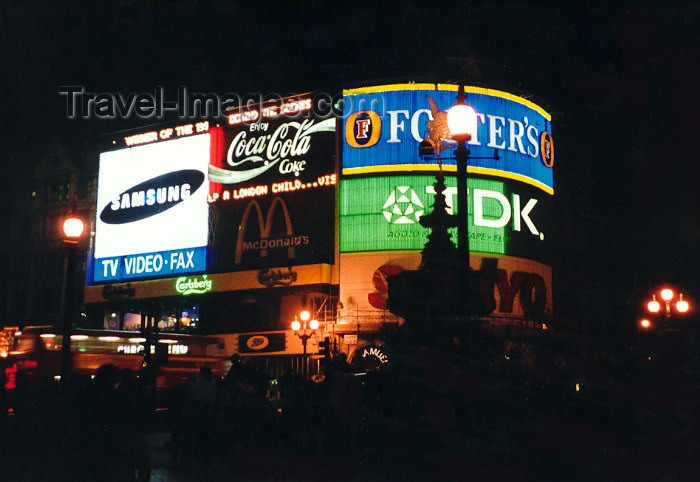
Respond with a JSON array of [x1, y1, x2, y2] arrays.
[[208, 118, 334, 185]]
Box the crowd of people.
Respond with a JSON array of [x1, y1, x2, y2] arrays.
[[2, 331, 699, 480]]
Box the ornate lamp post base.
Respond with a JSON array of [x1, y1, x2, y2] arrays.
[[387, 173, 495, 322]]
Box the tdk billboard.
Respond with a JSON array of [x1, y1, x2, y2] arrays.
[[92, 134, 210, 283], [342, 83, 554, 194]]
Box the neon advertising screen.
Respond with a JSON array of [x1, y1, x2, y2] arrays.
[[339, 174, 551, 264], [206, 105, 336, 272], [339, 251, 553, 318], [90, 95, 337, 284], [92, 134, 211, 283], [342, 84, 554, 195]]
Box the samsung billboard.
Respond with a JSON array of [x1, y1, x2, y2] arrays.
[[93, 134, 211, 283], [339, 174, 551, 263], [342, 84, 554, 194]]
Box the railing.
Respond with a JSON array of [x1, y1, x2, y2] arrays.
[[335, 309, 401, 326], [243, 354, 320, 380]]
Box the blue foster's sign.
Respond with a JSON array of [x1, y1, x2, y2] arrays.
[[342, 84, 554, 194]]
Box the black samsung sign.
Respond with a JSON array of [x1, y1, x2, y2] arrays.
[[100, 170, 205, 224]]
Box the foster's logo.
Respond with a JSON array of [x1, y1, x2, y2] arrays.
[[345, 111, 381, 148], [100, 169, 205, 224]]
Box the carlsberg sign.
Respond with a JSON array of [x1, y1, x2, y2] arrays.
[[175, 275, 213, 295]]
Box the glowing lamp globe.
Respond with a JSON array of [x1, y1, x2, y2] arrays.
[[676, 298, 689, 313], [299, 310, 311, 322], [647, 300, 661, 313], [447, 103, 477, 141], [291, 320, 301, 332], [63, 216, 84, 239], [660, 288, 674, 301], [309, 319, 319, 330], [640, 319, 651, 329]]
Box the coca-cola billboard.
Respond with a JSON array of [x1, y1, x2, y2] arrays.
[[206, 102, 337, 272], [208, 108, 336, 202]]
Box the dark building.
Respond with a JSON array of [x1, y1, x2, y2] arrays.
[[0, 139, 96, 327]]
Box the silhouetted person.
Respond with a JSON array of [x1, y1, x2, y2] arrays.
[[116, 368, 152, 481], [185, 366, 217, 468], [69, 363, 124, 481]]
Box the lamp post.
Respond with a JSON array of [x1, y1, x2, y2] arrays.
[[60, 211, 85, 380], [646, 287, 690, 319], [388, 84, 496, 320], [446, 84, 478, 274], [291, 310, 319, 355]]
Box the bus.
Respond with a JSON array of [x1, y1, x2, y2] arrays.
[[3, 326, 228, 393]]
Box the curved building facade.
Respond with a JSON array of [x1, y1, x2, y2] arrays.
[[81, 83, 555, 373], [339, 83, 554, 323]]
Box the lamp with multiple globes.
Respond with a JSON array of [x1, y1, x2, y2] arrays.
[[645, 287, 691, 320], [60, 210, 85, 380], [291, 310, 319, 355]]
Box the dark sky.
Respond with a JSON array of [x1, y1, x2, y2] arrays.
[[0, 1, 698, 339]]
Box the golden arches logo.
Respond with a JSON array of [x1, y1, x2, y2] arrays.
[[345, 111, 381, 148], [235, 197, 295, 264]]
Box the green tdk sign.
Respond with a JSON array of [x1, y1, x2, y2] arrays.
[[339, 175, 550, 263]]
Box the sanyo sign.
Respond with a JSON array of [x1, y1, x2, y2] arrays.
[[342, 84, 554, 194]]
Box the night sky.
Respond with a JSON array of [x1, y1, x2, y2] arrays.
[[0, 1, 697, 343]]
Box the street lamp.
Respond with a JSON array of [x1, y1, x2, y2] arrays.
[[391, 84, 498, 320], [446, 84, 478, 273], [646, 288, 691, 319], [639, 318, 652, 330], [291, 310, 319, 355], [60, 210, 85, 380]]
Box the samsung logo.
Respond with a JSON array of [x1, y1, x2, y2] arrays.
[[100, 169, 205, 224]]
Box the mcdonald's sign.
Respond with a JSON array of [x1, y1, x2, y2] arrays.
[[208, 191, 334, 272], [234, 197, 309, 264]]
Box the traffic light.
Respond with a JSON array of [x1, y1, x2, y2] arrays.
[[319, 337, 331, 361]]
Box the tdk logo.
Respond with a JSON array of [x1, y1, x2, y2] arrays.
[[345, 111, 381, 148], [100, 169, 205, 224]]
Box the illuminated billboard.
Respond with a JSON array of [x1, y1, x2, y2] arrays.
[[207, 191, 335, 272], [91, 95, 337, 285], [339, 174, 551, 263], [342, 84, 554, 194], [206, 100, 337, 272], [93, 134, 211, 283], [208, 99, 336, 204], [339, 252, 552, 319]]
